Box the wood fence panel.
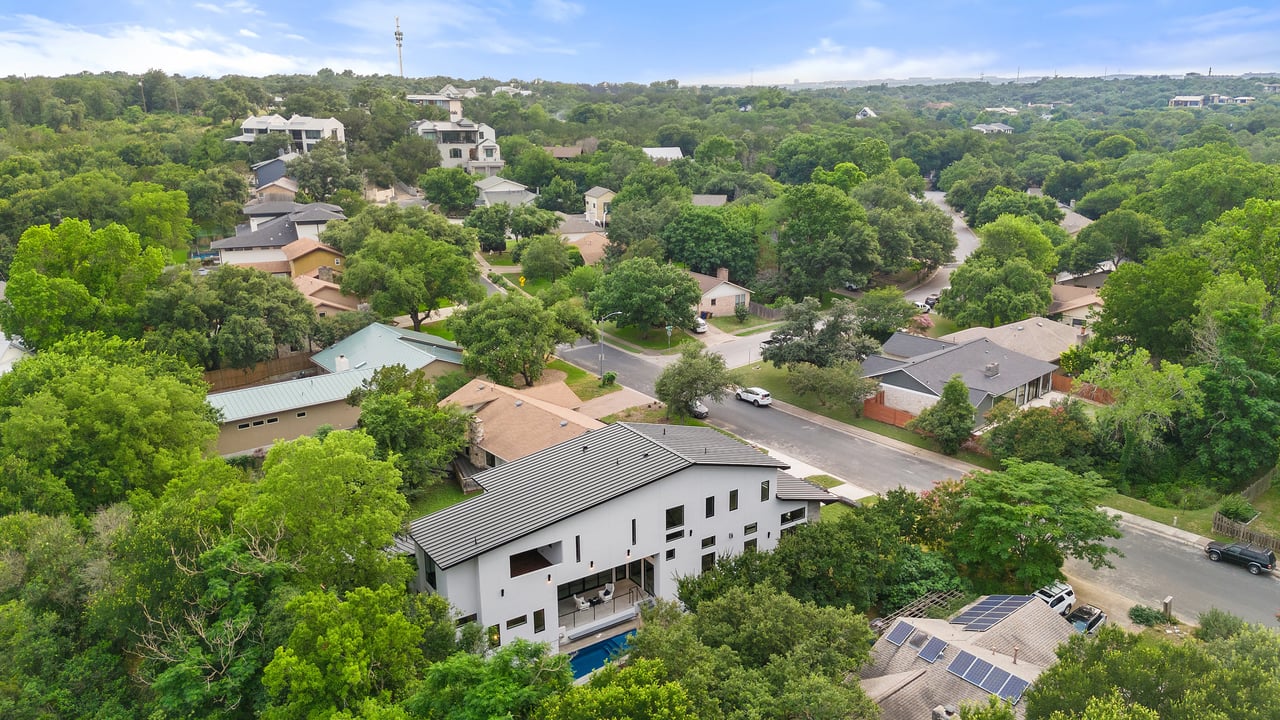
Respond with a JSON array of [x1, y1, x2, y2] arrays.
[[204, 354, 316, 392], [1213, 512, 1280, 554], [748, 301, 784, 320], [862, 396, 916, 428]]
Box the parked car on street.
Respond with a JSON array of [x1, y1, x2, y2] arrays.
[[913, 301, 930, 314], [925, 293, 940, 307], [692, 317, 708, 333], [1205, 541, 1276, 575], [689, 399, 710, 419], [1033, 581, 1076, 616], [1065, 604, 1107, 634], [734, 386, 773, 407]]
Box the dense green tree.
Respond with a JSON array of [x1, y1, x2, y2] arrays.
[[653, 344, 737, 419], [342, 229, 483, 331], [982, 399, 1096, 471], [775, 183, 879, 299], [464, 204, 510, 252], [389, 134, 442, 185], [0, 220, 165, 350], [520, 234, 574, 281], [854, 287, 919, 342], [787, 361, 880, 414], [320, 203, 478, 256], [405, 640, 573, 720], [810, 162, 867, 194], [1180, 356, 1280, 485], [1196, 198, 1280, 302], [1073, 183, 1134, 220], [972, 213, 1058, 274], [535, 658, 696, 720], [971, 186, 1065, 228], [509, 205, 559, 240], [907, 375, 975, 454], [122, 181, 194, 251], [933, 460, 1121, 589], [450, 293, 594, 387], [535, 175, 584, 214], [1064, 208, 1166, 272], [287, 138, 362, 202], [1124, 154, 1279, 237], [937, 256, 1051, 329], [262, 585, 425, 719], [660, 205, 757, 282], [591, 257, 700, 336], [1092, 250, 1212, 361], [418, 167, 479, 215], [761, 297, 879, 368], [1082, 349, 1204, 451]]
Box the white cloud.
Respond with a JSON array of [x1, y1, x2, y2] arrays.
[[238, 28, 259, 38], [194, 3, 224, 13], [534, 0, 584, 23], [689, 40, 998, 85], [225, 0, 265, 15], [0, 14, 308, 76]]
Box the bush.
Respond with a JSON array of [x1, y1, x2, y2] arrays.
[[601, 371, 617, 386], [1128, 605, 1169, 627], [1143, 482, 1220, 511], [734, 303, 750, 323], [1194, 608, 1246, 641], [1217, 494, 1258, 523]]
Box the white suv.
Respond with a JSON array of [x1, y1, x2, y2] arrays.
[[735, 386, 773, 407], [1033, 581, 1076, 616]]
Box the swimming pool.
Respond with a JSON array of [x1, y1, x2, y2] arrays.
[[569, 629, 636, 678]]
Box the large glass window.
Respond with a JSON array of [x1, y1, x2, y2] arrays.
[[701, 553, 715, 572], [665, 505, 685, 529], [780, 507, 806, 525]]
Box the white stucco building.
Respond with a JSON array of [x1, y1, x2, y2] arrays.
[[227, 114, 345, 154], [410, 118, 504, 176], [403, 423, 833, 649]]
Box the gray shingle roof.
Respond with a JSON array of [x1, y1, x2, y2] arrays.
[[408, 423, 786, 569], [865, 338, 1056, 403], [881, 332, 953, 360], [211, 216, 299, 250], [207, 368, 375, 422], [774, 471, 837, 502], [584, 186, 615, 198]]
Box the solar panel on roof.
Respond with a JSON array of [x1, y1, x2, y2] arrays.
[[884, 621, 916, 646], [998, 676, 1030, 704], [963, 658, 994, 685], [917, 636, 948, 663], [964, 619, 1000, 632], [981, 667, 1012, 694], [947, 650, 977, 677]]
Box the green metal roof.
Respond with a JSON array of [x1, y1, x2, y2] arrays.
[[207, 368, 375, 422], [312, 323, 462, 373]]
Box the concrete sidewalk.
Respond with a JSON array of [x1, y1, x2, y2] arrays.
[[1102, 507, 1210, 549]]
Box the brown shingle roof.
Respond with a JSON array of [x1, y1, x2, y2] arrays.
[[282, 237, 343, 261], [570, 231, 609, 266], [440, 379, 604, 464]]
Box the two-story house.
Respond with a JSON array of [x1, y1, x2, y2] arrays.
[[584, 186, 615, 226], [411, 119, 504, 176], [227, 114, 345, 153], [403, 423, 833, 649]]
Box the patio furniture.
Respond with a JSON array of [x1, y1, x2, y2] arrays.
[[599, 582, 615, 602], [574, 594, 590, 611]]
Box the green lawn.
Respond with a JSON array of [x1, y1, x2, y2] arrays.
[[1245, 484, 1280, 536], [925, 316, 960, 337], [546, 358, 622, 402], [420, 320, 454, 340], [484, 251, 518, 266], [734, 322, 784, 337], [604, 322, 698, 354], [501, 272, 552, 295], [171, 248, 188, 265], [709, 313, 776, 333], [808, 474, 842, 489], [408, 481, 472, 518], [821, 502, 855, 522], [1101, 492, 1217, 538], [733, 362, 999, 470]]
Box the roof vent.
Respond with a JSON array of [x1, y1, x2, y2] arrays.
[[335, 354, 350, 372], [582, 445, 589, 453], [1015, 326, 1024, 331], [515, 400, 523, 407], [478, 383, 486, 389], [560, 420, 568, 427], [984, 362, 1000, 378]]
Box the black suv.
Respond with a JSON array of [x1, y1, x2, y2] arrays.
[[1205, 541, 1276, 575]]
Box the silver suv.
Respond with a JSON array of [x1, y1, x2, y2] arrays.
[[1033, 581, 1075, 616]]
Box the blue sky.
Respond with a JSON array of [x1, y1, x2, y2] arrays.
[[2, 1, 1278, 84]]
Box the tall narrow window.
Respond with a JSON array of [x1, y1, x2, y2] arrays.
[[575, 535, 581, 563], [705, 496, 715, 518], [760, 479, 770, 501], [631, 518, 637, 544], [533, 609, 546, 634], [729, 489, 739, 511]]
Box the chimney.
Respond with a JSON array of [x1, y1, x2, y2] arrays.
[[932, 706, 960, 720], [983, 362, 1000, 378], [335, 354, 350, 372], [468, 417, 486, 466], [317, 265, 334, 282], [716, 267, 730, 281]]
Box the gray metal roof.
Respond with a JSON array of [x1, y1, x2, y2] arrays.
[[207, 367, 374, 422], [865, 338, 1057, 402], [312, 323, 462, 373], [290, 205, 346, 223], [408, 423, 787, 569], [881, 332, 953, 360], [774, 470, 837, 502]]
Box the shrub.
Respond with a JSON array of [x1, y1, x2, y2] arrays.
[[601, 371, 617, 386], [1218, 494, 1258, 523], [1194, 608, 1246, 641], [734, 303, 750, 323], [1128, 605, 1169, 627]]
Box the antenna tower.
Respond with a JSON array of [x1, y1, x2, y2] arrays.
[[395, 18, 405, 78]]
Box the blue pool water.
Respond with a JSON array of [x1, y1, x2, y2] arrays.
[[569, 629, 636, 678]]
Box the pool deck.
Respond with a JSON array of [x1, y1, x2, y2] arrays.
[[559, 615, 642, 655]]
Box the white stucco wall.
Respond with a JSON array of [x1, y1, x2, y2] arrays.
[[428, 463, 809, 649], [220, 248, 287, 265], [880, 384, 940, 415]]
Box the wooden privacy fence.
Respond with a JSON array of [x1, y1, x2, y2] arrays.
[[748, 301, 784, 320], [1212, 512, 1280, 554], [1241, 467, 1276, 502], [204, 353, 316, 392]]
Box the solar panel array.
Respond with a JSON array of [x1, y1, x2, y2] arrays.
[[917, 635, 948, 663], [949, 594, 1033, 632], [946, 650, 1030, 704], [884, 620, 916, 646]]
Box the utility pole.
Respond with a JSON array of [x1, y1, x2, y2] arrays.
[[395, 17, 405, 78]]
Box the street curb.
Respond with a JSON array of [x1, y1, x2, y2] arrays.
[[1103, 507, 1210, 548], [768, 399, 982, 478]]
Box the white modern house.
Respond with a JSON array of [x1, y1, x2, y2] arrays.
[[404, 423, 833, 649], [227, 114, 345, 154], [411, 118, 504, 176], [406, 94, 464, 121]]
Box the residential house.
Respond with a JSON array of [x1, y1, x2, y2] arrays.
[[941, 317, 1085, 365], [859, 596, 1075, 720], [971, 122, 1014, 134], [226, 114, 345, 154], [642, 147, 684, 164], [983, 106, 1020, 115], [856, 107, 878, 119], [689, 268, 750, 318], [251, 152, 300, 188], [543, 145, 585, 159], [474, 175, 536, 207], [1047, 285, 1103, 328], [206, 368, 374, 456], [311, 322, 463, 380], [440, 379, 604, 485], [691, 194, 729, 207], [253, 177, 299, 202], [861, 335, 1057, 425], [212, 202, 346, 272], [411, 119, 504, 176], [492, 85, 533, 96], [403, 422, 834, 648], [282, 238, 344, 278], [406, 94, 464, 121], [584, 186, 616, 226], [292, 274, 358, 317], [1169, 95, 1205, 107], [0, 333, 31, 375], [556, 213, 601, 242], [569, 231, 609, 266], [438, 84, 479, 99], [1054, 260, 1115, 289], [1262, 83, 1280, 93]]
